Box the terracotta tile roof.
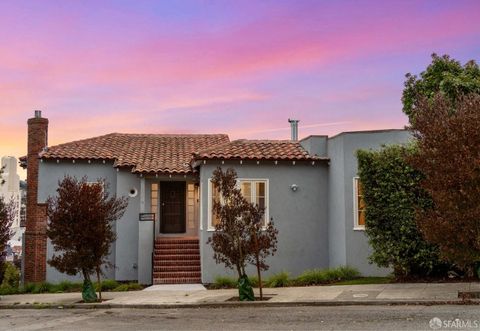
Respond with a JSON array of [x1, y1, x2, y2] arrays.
[[39, 133, 230, 174], [194, 139, 326, 161]]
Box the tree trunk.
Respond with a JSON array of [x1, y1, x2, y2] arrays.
[[253, 232, 263, 300], [96, 267, 102, 301]]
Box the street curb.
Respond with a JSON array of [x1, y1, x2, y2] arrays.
[[1, 299, 479, 309]]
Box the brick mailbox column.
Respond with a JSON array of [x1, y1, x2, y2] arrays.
[[24, 111, 48, 283]]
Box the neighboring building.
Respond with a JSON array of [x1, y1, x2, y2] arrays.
[[22, 111, 411, 284], [0, 156, 24, 245]]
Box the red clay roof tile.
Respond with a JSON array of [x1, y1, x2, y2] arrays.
[[39, 133, 230, 174], [194, 139, 326, 161]]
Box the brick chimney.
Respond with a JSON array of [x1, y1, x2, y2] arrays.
[[24, 110, 48, 283]]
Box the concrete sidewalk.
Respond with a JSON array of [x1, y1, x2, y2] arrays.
[[1, 282, 479, 308]]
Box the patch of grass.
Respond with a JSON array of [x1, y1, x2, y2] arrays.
[[264, 272, 290, 288], [125, 282, 143, 291], [0, 279, 142, 296], [294, 266, 361, 286], [96, 279, 119, 292], [112, 284, 129, 292], [31, 282, 54, 294], [332, 277, 393, 285], [211, 276, 237, 289], [54, 281, 83, 293], [0, 286, 20, 295]]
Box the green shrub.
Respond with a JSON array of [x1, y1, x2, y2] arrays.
[[31, 282, 53, 294], [126, 282, 143, 291], [23, 282, 36, 293], [54, 280, 83, 293], [96, 279, 119, 292], [295, 266, 360, 285], [0, 286, 20, 295], [264, 272, 290, 288], [212, 276, 237, 289], [112, 284, 129, 292], [357, 145, 449, 278], [249, 276, 259, 287], [0, 262, 20, 289], [295, 269, 328, 285]]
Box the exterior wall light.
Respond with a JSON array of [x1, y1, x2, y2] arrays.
[[290, 184, 298, 192], [129, 188, 138, 197]]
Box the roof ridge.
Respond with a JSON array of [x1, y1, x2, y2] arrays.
[[232, 139, 298, 143]]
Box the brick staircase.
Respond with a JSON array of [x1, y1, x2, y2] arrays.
[[153, 237, 201, 284]]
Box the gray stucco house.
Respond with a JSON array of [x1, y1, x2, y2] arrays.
[[23, 111, 411, 284]]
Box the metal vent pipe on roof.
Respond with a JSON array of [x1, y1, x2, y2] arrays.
[[34, 110, 42, 118], [288, 118, 299, 141]]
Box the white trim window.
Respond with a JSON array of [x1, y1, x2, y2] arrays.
[[353, 177, 366, 230], [208, 178, 269, 230]]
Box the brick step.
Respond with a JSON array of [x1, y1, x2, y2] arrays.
[[153, 278, 202, 285], [153, 271, 201, 279], [155, 238, 199, 245], [154, 249, 200, 255], [154, 265, 201, 272], [153, 260, 200, 267], [154, 254, 200, 261], [155, 243, 199, 250]]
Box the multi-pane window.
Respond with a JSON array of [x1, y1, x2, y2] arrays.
[[354, 177, 366, 229], [239, 180, 267, 225], [151, 183, 158, 218], [209, 179, 268, 229], [210, 182, 221, 227], [187, 183, 195, 229]]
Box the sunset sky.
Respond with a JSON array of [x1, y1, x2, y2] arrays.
[[1, 0, 479, 179]]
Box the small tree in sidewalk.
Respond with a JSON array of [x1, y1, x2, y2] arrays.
[[47, 176, 128, 302], [207, 167, 278, 300]]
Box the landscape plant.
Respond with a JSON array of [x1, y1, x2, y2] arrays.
[[0, 168, 16, 284], [402, 53, 480, 123], [357, 145, 447, 278], [408, 94, 480, 276], [207, 167, 278, 300], [47, 176, 128, 302]]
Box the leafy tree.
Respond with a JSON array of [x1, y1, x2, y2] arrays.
[[357, 145, 447, 278], [0, 198, 15, 263], [0, 167, 16, 284], [47, 176, 128, 302], [207, 167, 278, 300], [402, 53, 480, 123], [408, 94, 480, 276]]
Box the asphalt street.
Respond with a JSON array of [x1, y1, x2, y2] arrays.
[[1, 305, 480, 331]]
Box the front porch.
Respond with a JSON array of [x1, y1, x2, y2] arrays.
[[138, 176, 202, 285]]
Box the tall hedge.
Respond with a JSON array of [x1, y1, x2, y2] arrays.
[[356, 144, 447, 278]]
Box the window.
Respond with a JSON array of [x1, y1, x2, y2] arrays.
[[187, 183, 195, 229], [151, 183, 158, 218], [210, 182, 222, 228], [353, 177, 366, 229], [208, 179, 268, 230]]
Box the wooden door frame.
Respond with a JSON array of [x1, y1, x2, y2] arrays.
[[159, 181, 186, 234]]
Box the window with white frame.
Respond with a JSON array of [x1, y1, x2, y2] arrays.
[[208, 179, 268, 230], [353, 177, 366, 229]]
